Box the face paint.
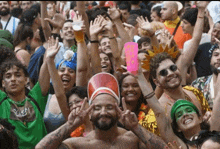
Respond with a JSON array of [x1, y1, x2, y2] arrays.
[[175, 106, 197, 122]]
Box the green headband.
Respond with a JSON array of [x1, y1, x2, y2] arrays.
[[171, 99, 199, 120]]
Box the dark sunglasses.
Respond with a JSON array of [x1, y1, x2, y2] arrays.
[[159, 64, 178, 76]]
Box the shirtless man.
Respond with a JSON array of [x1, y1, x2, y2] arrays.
[[36, 91, 167, 149]]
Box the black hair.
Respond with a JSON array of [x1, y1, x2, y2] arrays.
[[20, 8, 38, 26], [99, 52, 114, 75], [10, 7, 23, 18], [119, 3, 131, 12], [0, 118, 19, 149], [13, 24, 34, 47], [0, 59, 29, 80], [171, 109, 210, 145], [137, 36, 151, 49], [130, 1, 140, 5], [152, 5, 162, 18], [66, 86, 87, 104], [196, 130, 220, 148], [90, 8, 112, 22], [126, 14, 140, 26], [70, 1, 76, 9], [118, 74, 147, 115], [181, 8, 198, 26], [30, 2, 41, 15]]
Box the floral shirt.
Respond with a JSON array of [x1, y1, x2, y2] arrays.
[[191, 75, 213, 109]]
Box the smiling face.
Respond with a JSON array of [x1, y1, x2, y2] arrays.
[[68, 94, 88, 112], [100, 37, 112, 54], [154, 59, 182, 89], [100, 53, 112, 73], [121, 75, 142, 104], [2, 65, 27, 95], [61, 22, 75, 41], [58, 66, 76, 92], [90, 94, 119, 131], [175, 106, 202, 132]]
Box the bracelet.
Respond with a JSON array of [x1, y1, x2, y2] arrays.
[[109, 36, 115, 39], [90, 40, 99, 43], [144, 92, 155, 99], [197, 16, 204, 19]]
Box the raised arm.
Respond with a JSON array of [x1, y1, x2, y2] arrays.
[[75, 32, 89, 87], [89, 16, 105, 74], [134, 68, 185, 147], [136, 16, 160, 49], [210, 72, 220, 131], [76, 1, 90, 39], [176, 1, 209, 84], [41, 1, 51, 41], [45, 37, 70, 120], [107, 6, 131, 54], [35, 98, 94, 149]]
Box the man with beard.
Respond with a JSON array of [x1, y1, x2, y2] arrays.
[[0, 1, 19, 35], [36, 72, 167, 149], [192, 44, 220, 109], [194, 21, 220, 78]]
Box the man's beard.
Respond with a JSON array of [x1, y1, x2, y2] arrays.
[[91, 115, 118, 131], [211, 64, 219, 75], [0, 7, 10, 16]]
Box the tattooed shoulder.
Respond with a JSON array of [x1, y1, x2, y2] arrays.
[[58, 143, 71, 149]]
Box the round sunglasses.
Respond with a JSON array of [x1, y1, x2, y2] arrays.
[[159, 64, 178, 76]]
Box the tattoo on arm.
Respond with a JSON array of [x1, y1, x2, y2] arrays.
[[134, 125, 166, 149], [37, 124, 71, 149]]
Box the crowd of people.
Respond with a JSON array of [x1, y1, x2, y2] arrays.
[[0, 1, 220, 149]]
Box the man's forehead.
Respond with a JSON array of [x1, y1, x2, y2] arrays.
[[93, 94, 117, 105], [5, 66, 22, 73]]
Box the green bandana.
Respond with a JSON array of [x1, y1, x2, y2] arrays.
[[175, 106, 197, 121], [171, 99, 199, 120]]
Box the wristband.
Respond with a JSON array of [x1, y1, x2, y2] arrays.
[[90, 40, 99, 43], [144, 92, 155, 99], [109, 36, 115, 39]]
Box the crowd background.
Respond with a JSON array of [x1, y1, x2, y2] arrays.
[[0, 1, 220, 149]]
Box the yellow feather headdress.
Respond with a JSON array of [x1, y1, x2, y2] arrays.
[[142, 44, 179, 71]]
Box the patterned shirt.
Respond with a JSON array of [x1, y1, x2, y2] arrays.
[[191, 75, 213, 109]]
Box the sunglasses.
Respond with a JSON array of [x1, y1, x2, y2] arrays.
[[159, 64, 178, 76]]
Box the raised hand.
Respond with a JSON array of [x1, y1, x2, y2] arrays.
[[196, 1, 210, 10], [44, 13, 65, 29], [116, 98, 139, 130], [89, 15, 105, 36], [67, 98, 94, 128], [136, 16, 154, 37], [45, 37, 61, 59], [73, 14, 84, 24]]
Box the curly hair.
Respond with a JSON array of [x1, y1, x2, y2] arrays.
[[150, 52, 175, 79]]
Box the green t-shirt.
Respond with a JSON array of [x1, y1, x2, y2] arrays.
[[0, 82, 48, 149]]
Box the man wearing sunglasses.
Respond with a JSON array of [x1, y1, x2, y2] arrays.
[[139, 1, 211, 136]]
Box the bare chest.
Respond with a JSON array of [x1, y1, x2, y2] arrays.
[[74, 137, 140, 149]]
